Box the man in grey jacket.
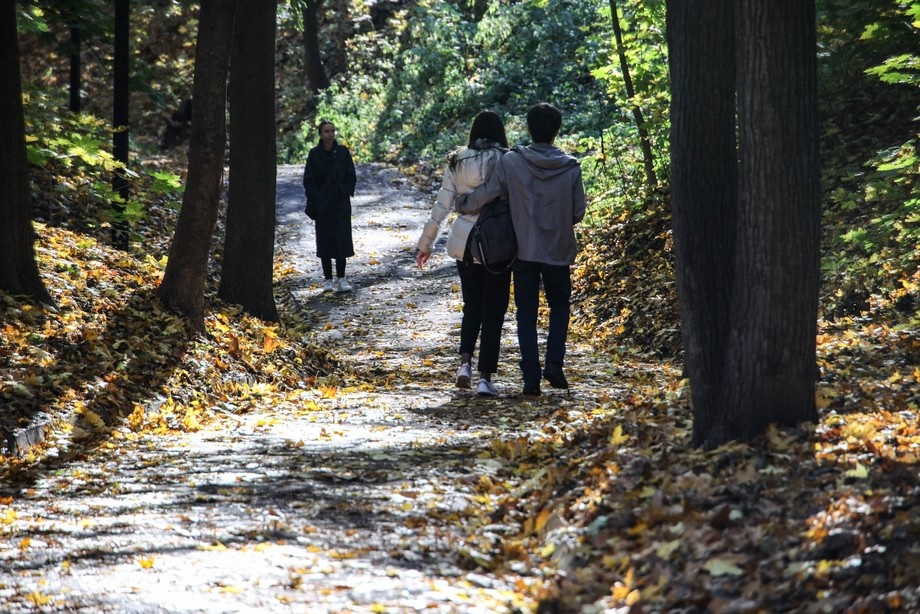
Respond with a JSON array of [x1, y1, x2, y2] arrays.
[[456, 102, 587, 396]]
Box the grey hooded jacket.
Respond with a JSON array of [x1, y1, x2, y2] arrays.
[[457, 143, 586, 266]]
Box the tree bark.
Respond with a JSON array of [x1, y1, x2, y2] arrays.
[[157, 0, 237, 331], [69, 26, 81, 113], [667, 0, 737, 446], [721, 0, 821, 440], [609, 0, 657, 187], [668, 0, 820, 448], [302, 0, 329, 92], [219, 0, 279, 322], [0, 0, 54, 306], [111, 0, 130, 250]]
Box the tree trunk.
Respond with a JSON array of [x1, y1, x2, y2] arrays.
[[609, 0, 657, 187], [302, 0, 329, 92], [667, 0, 737, 446], [668, 0, 821, 448], [69, 26, 81, 113], [219, 0, 279, 322], [720, 0, 821, 441], [0, 0, 54, 306], [111, 0, 130, 250], [157, 0, 237, 331]]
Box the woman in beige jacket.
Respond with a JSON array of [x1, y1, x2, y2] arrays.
[[416, 111, 510, 396]]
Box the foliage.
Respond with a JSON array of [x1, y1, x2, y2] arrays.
[[299, 0, 613, 164], [0, 224, 342, 448], [24, 88, 183, 242], [12, 0, 920, 351], [817, 0, 920, 324], [17, 1, 199, 151]]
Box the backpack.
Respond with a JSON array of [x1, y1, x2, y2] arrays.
[[465, 198, 517, 274]]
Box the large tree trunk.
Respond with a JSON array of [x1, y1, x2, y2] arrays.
[[157, 0, 237, 331], [219, 0, 279, 322], [667, 0, 737, 445], [720, 0, 821, 441], [302, 0, 329, 92], [668, 0, 820, 448], [111, 0, 130, 250], [609, 0, 657, 187], [0, 0, 54, 306]]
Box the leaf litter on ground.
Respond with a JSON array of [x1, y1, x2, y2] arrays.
[[1, 164, 919, 612]]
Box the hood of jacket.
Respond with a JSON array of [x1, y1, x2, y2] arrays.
[[513, 143, 579, 180]]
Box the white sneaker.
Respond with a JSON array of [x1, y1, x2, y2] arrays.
[[334, 277, 353, 293], [477, 378, 498, 397], [455, 363, 472, 389], [322, 279, 335, 292]]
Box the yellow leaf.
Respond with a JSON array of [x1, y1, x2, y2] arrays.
[[138, 556, 155, 569], [655, 540, 681, 559], [26, 592, 53, 606], [1, 509, 18, 525], [82, 409, 107, 432], [539, 543, 555, 558], [609, 425, 628, 446], [703, 557, 744, 576], [263, 333, 280, 353], [534, 507, 552, 533], [128, 404, 146, 431], [19, 537, 31, 550], [845, 462, 869, 478]]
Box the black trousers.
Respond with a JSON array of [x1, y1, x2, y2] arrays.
[[321, 257, 346, 279], [456, 259, 512, 375]]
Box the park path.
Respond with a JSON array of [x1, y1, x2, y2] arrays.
[[0, 164, 629, 613]]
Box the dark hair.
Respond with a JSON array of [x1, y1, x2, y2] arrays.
[[526, 102, 562, 144], [467, 110, 508, 149], [317, 119, 335, 135]]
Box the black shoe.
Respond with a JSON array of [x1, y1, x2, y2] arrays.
[[522, 382, 541, 397], [543, 364, 569, 389]]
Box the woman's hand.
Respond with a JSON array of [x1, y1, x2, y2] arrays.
[[416, 250, 431, 268]]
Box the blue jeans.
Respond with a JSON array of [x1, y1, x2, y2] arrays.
[[456, 260, 512, 374], [512, 259, 571, 384]]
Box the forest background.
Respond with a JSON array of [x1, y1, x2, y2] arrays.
[[2, 0, 920, 611], [14, 0, 919, 356]]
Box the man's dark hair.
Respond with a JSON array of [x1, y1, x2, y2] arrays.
[[526, 102, 562, 144]]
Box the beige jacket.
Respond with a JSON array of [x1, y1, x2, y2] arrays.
[[416, 142, 505, 261]]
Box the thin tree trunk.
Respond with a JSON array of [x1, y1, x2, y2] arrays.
[[158, 0, 237, 331], [111, 0, 130, 250], [219, 0, 279, 322], [302, 0, 329, 92], [610, 0, 657, 187], [0, 0, 54, 305], [69, 26, 81, 113]]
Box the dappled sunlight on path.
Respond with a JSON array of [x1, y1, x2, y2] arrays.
[[0, 164, 659, 612]]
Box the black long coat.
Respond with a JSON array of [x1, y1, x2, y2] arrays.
[[303, 140, 357, 259]]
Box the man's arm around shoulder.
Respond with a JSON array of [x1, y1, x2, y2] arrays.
[[454, 156, 507, 215]]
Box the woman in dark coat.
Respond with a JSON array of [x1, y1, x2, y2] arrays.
[[303, 120, 357, 292]]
